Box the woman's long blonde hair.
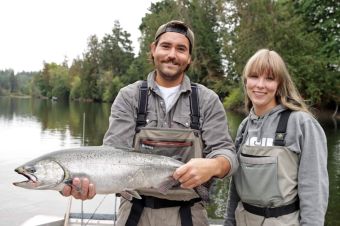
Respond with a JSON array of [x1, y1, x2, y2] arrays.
[[242, 49, 311, 114]]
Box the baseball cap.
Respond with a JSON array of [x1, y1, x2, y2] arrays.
[[154, 20, 194, 53]]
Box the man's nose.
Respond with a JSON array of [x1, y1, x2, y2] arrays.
[[167, 47, 176, 59]]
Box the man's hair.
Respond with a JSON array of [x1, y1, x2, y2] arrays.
[[154, 20, 194, 54]]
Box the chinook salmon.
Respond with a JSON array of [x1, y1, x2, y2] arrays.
[[13, 146, 208, 201]]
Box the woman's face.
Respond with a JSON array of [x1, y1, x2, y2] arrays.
[[245, 71, 279, 116]]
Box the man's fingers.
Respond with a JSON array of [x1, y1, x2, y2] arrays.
[[88, 183, 96, 199], [173, 163, 190, 180], [61, 185, 71, 196], [70, 178, 86, 200], [60, 177, 96, 200], [78, 178, 90, 200], [180, 178, 199, 189]]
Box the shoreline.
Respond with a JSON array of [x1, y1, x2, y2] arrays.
[[3, 95, 340, 118]]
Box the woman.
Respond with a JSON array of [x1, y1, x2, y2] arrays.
[[224, 49, 328, 226]]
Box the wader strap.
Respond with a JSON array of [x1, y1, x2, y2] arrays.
[[235, 121, 248, 150], [236, 109, 292, 149], [242, 199, 299, 218], [125, 198, 144, 226], [180, 205, 193, 226], [136, 81, 200, 130], [136, 81, 148, 129], [273, 110, 292, 146], [125, 196, 201, 226], [189, 83, 200, 130]]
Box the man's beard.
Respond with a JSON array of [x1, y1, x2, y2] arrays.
[[157, 60, 183, 82]]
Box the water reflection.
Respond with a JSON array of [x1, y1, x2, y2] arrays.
[[1, 97, 339, 225]]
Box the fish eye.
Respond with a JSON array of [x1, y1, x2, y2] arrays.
[[26, 166, 36, 173]]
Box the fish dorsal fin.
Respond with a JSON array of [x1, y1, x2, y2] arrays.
[[120, 190, 141, 200]]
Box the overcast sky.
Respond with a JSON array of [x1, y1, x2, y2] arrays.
[[0, 0, 159, 73]]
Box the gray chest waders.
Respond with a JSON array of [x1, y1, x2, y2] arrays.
[[235, 110, 300, 218], [125, 81, 201, 226]]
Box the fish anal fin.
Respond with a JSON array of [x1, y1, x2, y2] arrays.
[[120, 190, 141, 200], [157, 177, 180, 194]]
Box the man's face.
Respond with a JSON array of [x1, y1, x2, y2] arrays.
[[151, 32, 191, 87]]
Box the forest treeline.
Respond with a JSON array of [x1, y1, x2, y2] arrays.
[[0, 0, 338, 110]]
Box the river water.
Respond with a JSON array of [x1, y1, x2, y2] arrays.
[[0, 97, 339, 225]]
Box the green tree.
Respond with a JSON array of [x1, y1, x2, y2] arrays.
[[0, 70, 12, 94], [80, 35, 101, 101], [49, 63, 70, 100], [16, 72, 37, 95], [294, 0, 340, 108], [9, 71, 18, 93], [186, 0, 225, 90], [220, 0, 332, 106], [69, 58, 83, 100], [137, 0, 226, 93], [100, 71, 124, 102], [100, 20, 135, 76], [34, 63, 53, 98], [294, 0, 339, 59]]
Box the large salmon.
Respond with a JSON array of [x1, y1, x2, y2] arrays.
[[13, 146, 207, 201]]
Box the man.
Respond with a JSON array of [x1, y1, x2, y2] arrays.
[[62, 20, 238, 226]]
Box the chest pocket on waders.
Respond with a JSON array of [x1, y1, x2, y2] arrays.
[[133, 81, 203, 163]]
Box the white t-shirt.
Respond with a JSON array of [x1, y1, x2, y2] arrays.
[[156, 84, 180, 113]]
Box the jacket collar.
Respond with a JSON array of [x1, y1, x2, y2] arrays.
[[147, 71, 192, 94]]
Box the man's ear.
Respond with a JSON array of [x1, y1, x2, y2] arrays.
[[150, 42, 156, 56], [187, 56, 191, 64]]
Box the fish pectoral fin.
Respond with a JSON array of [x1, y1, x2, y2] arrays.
[[120, 190, 141, 200], [157, 177, 180, 194], [64, 179, 73, 186]]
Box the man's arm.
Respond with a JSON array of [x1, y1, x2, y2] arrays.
[[199, 86, 238, 177], [103, 84, 138, 147]]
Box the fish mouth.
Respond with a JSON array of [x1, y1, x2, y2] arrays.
[[13, 168, 38, 185]]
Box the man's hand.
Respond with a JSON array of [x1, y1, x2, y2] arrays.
[[60, 177, 96, 200], [173, 157, 230, 189]]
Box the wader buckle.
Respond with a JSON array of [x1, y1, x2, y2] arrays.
[[264, 207, 271, 218]]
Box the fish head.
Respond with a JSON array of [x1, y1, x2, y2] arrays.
[[13, 159, 66, 190]]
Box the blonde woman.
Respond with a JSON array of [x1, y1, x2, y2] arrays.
[[224, 49, 328, 226]]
